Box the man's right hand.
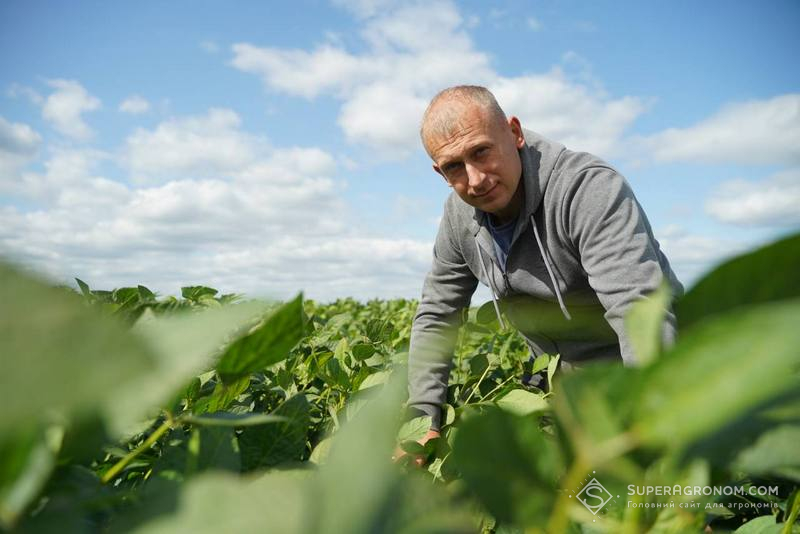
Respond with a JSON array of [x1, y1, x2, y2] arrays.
[[391, 429, 441, 467]]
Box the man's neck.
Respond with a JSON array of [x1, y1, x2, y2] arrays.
[[489, 180, 525, 225]]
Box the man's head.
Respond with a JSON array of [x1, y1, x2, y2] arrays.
[[420, 86, 526, 222]]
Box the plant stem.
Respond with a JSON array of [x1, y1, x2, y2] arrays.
[[783, 490, 800, 534], [463, 362, 493, 405], [101, 416, 173, 484]]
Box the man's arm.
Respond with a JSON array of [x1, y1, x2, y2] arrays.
[[564, 166, 684, 365], [408, 205, 478, 430]]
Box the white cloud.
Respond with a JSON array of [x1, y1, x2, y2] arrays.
[[0, 108, 434, 301], [705, 169, 800, 227], [231, 0, 642, 157], [655, 225, 747, 286], [124, 108, 264, 182], [41, 79, 101, 141], [331, 0, 399, 19], [0, 116, 41, 178], [119, 95, 151, 114], [7, 83, 44, 105], [640, 94, 800, 165], [200, 40, 220, 54], [526, 17, 542, 31], [491, 70, 646, 155]]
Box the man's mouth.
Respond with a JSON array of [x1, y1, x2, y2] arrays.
[[473, 183, 497, 198]]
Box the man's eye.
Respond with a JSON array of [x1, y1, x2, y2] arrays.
[[474, 147, 489, 158], [443, 163, 463, 174]]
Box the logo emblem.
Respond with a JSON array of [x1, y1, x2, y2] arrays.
[[576, 477, 613, 515]]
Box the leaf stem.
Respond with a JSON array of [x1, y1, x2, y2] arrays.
[[101, 416, 173, 484]]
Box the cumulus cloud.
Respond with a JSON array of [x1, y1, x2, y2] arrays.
[[0, 108, 433, 301], [705, 169, 800, 227], [231, 0, 642, 156], [526, 17, 542, 31], [0, 116, 41, 178], [491, 70, 645, 155], [119, 95, 151, 114], [640, 94, 800, 165], [124, 108, 265, 182], [655, 225, 747, 286], [41, 79, 101, 141]]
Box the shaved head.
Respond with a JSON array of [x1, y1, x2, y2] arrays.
[[420, 85, 507, 157]]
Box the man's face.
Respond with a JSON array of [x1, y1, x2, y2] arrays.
[[428, 104, 525, 216]]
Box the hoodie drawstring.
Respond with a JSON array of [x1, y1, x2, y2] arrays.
[[531, 215, 572, 321], [475, 241, 507, 329], [475, 214, 572, 327]]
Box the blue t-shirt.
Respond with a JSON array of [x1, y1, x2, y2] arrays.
[[486, 214, 516, 272]]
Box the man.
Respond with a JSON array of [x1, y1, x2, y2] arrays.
[[396, 85, 683, 465]]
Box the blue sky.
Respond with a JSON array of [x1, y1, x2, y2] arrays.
[[1, 0, 798, 302]]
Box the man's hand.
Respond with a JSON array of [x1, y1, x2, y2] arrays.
[[391, 429, 441, 467]]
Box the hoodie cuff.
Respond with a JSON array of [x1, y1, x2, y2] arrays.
[[405, 403, 443, 432]]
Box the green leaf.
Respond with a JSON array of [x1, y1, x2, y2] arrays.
[[74, 277, 91, 298], [677, 232, 800, 329], [216, 294, 305, 382], [476, 300, 500, 325], [624, 282, 670, 365], [633, 299, 800, 452], [733, 515, 783, 533], [495, 389, 549, 416], [399, 440, 426, 455], [124, 471, 309, 534], [310, 374, 407, 534], [351, 343, 375, 361], [106, 300, 271, 437], [397, 416, 433, 443], [137, 285, 156, 301], [181, 286, 218, 302], [193, 376, 250, 415], [452, 408, 564, 527], [733, 425, 800, 481], [530, 354, 550, 374], [0, 263, 158, 435], [182, 413, 288, 427], [0, 426, 61, 530], [546, 353, 560, 392], [238, 395, 310, 471]]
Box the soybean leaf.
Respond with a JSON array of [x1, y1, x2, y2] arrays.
[[495, 389, 549, 417], [677, 232, 800, 329], [107, 300, 270, 437], [397, 416, 433, 443], [182, 413, 288, 428], [216, 294, 305, 383], [633, 299, 800, 452], [238, 395, 310, 471], [452, 408, 565, 527], [733, 425, 800, 482], [125, 471, 309, 534], [624, 282, 671, 366], [0, 263, 157, 434], [181, 286, 218, 302], [0, 426, 61, 530]]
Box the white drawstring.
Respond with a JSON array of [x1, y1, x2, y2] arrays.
[[475, 240, 507, 329], [531, 215, 572, 321]]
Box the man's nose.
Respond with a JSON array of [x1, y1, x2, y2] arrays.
[[466, 162, 487, 190]]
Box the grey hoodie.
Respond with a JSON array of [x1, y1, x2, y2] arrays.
[[407, 129, 683, 430]]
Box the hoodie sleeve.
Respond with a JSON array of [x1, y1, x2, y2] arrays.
[[407, 202, 478, 430], [563, 166, 683, 365]]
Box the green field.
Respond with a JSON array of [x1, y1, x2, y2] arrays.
[[1, 234, 799, 533]]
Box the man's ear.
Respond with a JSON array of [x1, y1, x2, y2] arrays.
[[508, 116, 525, 149], [432, 164, 453, 187]]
